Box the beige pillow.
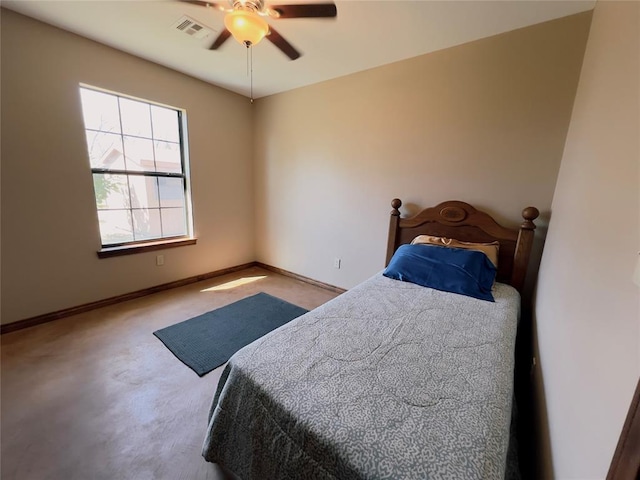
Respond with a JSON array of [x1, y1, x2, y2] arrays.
[[411, 235, 499, 268]]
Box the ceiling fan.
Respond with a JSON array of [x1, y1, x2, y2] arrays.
[[182, 0, 337, 60]]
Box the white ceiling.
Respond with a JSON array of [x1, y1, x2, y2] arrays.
[[2, 0, 595, 99]]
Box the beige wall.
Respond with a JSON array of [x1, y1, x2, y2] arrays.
[[534, 1, 640, 478], [253, 13, 591, 291], [1, 10, 255, 325]]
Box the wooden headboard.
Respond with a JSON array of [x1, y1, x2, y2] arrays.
[[385, 199, 539, 292]]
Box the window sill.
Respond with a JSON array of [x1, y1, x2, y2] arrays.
[[97, 238, 197, 259]]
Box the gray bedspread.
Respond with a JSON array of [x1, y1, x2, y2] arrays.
[[202, 273, 521, 479]]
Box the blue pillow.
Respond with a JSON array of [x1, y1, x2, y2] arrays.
[[383, 244, 497, 302]]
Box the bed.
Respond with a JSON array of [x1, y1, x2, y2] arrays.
[[202, 199, 540, 479]]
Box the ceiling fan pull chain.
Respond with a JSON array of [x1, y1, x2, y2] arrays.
[[246, 41, 249, 76], [250, 43, 254, 104], [244, 40, 254, 104]]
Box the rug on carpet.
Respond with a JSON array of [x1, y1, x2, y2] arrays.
[[153, 292, 308, 376]]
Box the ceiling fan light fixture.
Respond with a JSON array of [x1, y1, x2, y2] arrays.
[[224, 10, 269, 46]]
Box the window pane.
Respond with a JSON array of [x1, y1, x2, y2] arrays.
[[85, 131, 125, 170], [123, 136, 155, 171], [98, 210, 134, 245], [151, 105, 180, 142], [161, 208, 187, 237], [155, 141, 182, 173], [80, 89, 121, 133], [132, 208, 162, 241], [158, 177, 185, 208], [129, 176, 159, 209], [120, 98, 152, 138], [93, 174, 130, 209]]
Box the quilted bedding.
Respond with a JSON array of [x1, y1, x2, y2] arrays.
[[202, 273, 521, 479]]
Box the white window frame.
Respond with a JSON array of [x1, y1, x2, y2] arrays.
[[79, 85, 195, 257]]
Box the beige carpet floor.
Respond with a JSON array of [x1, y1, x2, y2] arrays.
[[1, 266, 340, 480]]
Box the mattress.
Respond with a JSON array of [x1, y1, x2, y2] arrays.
[[202, 273, 521, 479]]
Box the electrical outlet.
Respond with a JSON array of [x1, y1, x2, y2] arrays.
[[156, 255, 164, 266], [333, 258, 341, 269]]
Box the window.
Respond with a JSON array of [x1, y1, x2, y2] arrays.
[[79, 86, 193, 250]]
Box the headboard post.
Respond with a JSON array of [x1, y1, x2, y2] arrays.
[[385, 198, 402, 266], [510, 207, 540, 292]]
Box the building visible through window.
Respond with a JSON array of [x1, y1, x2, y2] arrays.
[[79, 86, 192, 247]]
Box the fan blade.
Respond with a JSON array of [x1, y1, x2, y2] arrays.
[[180, 0, 225, 9], [266, 26, 301, 60], [209, 29, 231, 50], [270, 3, 337, 18]]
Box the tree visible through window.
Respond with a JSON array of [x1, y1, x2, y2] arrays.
[[79, 86, 192, 247]]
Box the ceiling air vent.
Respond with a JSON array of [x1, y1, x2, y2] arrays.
[[171, 16, 214, 39]]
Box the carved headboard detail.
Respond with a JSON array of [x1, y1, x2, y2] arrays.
[[385, 199, 539, 292]]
